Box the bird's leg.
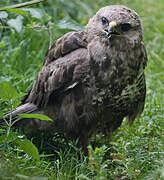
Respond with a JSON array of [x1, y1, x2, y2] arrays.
[[78, 134, 89, 156], [67, 131, 89, 156]]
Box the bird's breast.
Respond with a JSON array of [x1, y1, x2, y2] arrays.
[[88, 41, 145, 116]]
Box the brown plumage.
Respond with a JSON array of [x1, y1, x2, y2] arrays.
[[2, 5, 147, 153]]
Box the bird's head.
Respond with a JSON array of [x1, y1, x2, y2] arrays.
[[85, 5, 143, 46]]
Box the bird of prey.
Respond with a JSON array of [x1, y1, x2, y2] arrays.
[[2, 5, 147, 153]]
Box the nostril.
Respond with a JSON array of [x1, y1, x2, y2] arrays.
[[104, 29, 108, 33]]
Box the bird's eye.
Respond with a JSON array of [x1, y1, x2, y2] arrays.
[[120, 23, 131, 32], [101, 17, 109, 25]]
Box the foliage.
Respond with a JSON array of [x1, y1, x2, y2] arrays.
[[0, 0, 164, 179]]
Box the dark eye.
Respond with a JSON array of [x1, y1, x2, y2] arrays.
[[101, 17, 109, 25], [120, 23, 131, 32]]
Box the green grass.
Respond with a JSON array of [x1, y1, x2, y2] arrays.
[[0, 0, 164, 179]]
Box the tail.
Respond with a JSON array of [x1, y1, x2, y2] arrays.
[[0, 103, 54, 132], [0, 103, 38, 126]]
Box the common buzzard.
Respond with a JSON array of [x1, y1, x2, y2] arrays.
[[2, 5, 147, 153]]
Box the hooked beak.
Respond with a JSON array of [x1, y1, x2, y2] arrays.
[[106, 21, 120, 38]]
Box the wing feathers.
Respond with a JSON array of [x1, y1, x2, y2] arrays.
[[26, 48, 89, 107], [22, 30, 88, 107], [44, 31, 87, 65]]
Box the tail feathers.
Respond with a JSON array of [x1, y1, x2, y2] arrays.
[[1, 103, 38, 124], [1, 103, 55, 132]]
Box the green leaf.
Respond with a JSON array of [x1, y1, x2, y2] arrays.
[[0, 131, 39, 160], [7, 15, 24, 33], [22, 8, 43, 19], [0, 81, 24, 101], [55, 19, 83, 31], [3, 8, 29, 16], [0, 42, 6, 48], [0, 129, 5, 133], [19, 113, 53, 122], [15, 139, 40, 160], [0, 11, 8, 18]]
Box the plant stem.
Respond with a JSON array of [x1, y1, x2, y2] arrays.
[[0, 0, 45, 11]]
